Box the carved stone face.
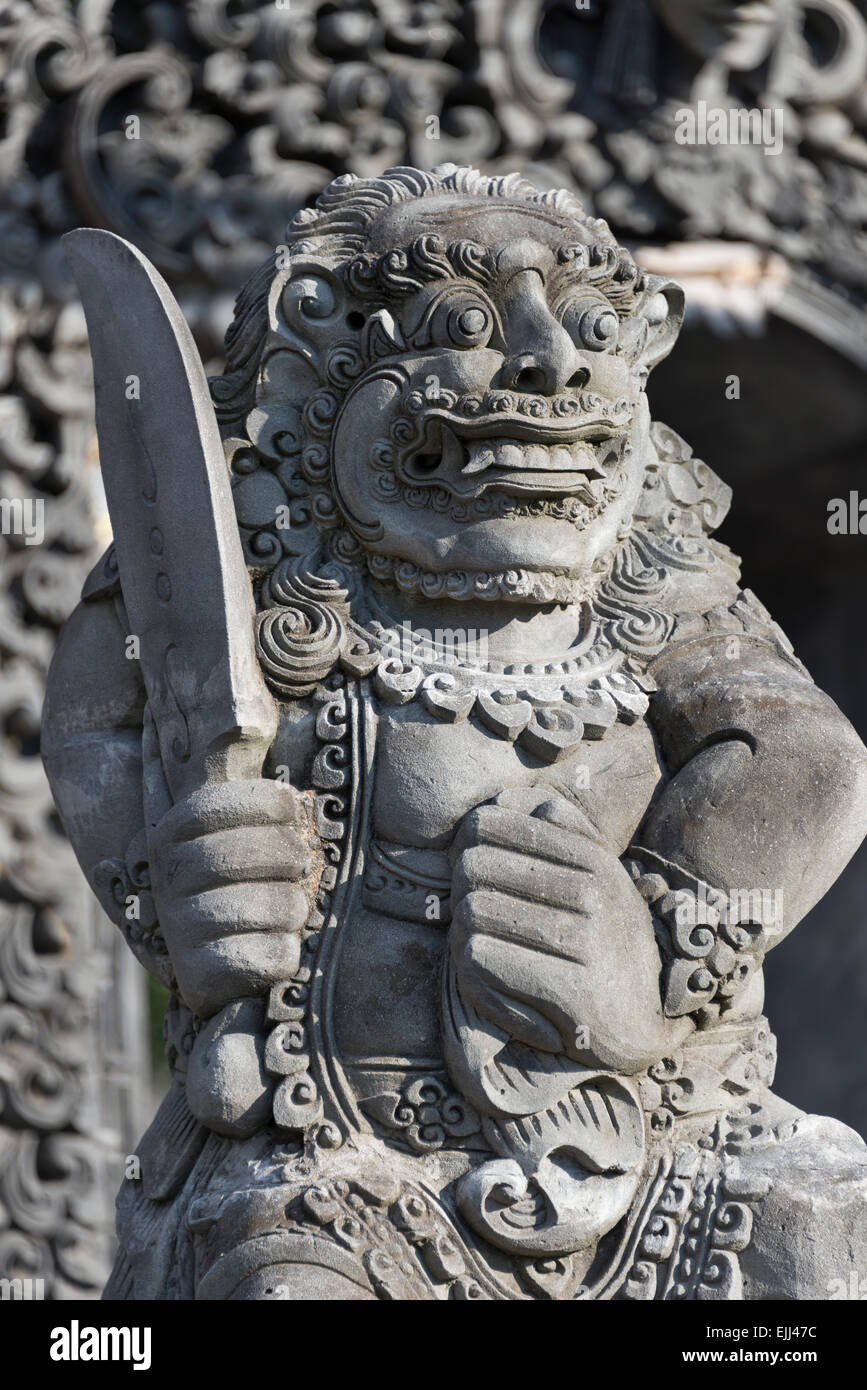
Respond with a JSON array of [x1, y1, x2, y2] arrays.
[[224, 173, 684, 605], [654, 0, 788, 70], [323, 198, 681, 598]]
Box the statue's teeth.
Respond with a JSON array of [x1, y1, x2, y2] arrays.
[[461, 438, 597, 474], [498, 444, 523, 470], [463, 445, 495, 474]]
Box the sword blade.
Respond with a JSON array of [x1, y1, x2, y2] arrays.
[[64, 229, 276, 802]]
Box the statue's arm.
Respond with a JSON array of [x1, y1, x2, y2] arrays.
[[638, 630, 867, 943], [43, 573, 319, 1026]]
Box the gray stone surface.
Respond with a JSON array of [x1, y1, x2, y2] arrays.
[[44, 164, 867, 1300]]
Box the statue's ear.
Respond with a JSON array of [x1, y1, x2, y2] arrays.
[[265, 257, 379, 391], [270, 258, 344, 325], [621, 275, 684, 371], [267, 260, 346, 364]]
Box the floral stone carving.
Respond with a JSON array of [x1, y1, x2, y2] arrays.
[[43, 165, 867, 1300]]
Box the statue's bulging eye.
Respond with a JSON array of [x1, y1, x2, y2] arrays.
[[580, 304, 619, 350], [452, 307, 488, 342], [407, 288, 498, 351], [559, 297, 620, 353], [427, 296, 494, 349]]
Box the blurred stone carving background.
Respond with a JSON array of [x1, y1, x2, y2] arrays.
[[2, 0, 866, 1296]]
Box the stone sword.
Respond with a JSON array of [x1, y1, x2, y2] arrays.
[[63, 229, 278, 803]]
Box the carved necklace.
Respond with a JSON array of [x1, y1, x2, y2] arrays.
[[252, 539, 676, 762]]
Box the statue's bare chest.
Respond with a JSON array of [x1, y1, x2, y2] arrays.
[[325, 696, 664, 1078], [372, 703, 664, 853]]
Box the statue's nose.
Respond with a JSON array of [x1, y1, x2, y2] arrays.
[[498, 271, 590, 396]]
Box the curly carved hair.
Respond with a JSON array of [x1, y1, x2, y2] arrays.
[[209, 163, 620, 431]]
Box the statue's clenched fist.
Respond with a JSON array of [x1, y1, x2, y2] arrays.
[[449, 786, 690, 1077], [148, 779, 319, 1019]]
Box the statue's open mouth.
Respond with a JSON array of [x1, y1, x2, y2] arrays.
[[399, 406, 631, 499]]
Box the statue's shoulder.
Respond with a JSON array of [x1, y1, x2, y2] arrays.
[[646, 550, 806, 682]]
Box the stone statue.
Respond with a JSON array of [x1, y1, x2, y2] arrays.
[[44, 164, 867, 1301]]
